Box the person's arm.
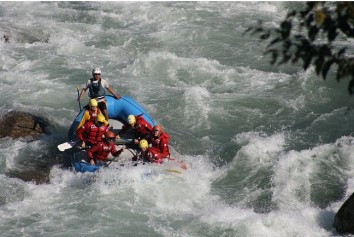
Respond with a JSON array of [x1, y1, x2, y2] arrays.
[[78, 82, 89, 101], [86, 143, 101, 165], [76, 111, 90, 130], [107, 87, 121, 99], [145, 121, 153, 134], [117, 124, 130, 137], [160, 137, 170, 158], [140, 117, 153, 134], [76, 126, 85, 141], [102, 79, 121, 99], [112, 146, 124, 157]]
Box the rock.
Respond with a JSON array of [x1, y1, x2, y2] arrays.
[[334, 192, 354, 234], [0, 111, 51, 139]]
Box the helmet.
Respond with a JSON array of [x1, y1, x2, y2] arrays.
[[96, 114, 106, 123], [105, 131, 115, 139], [127, 115, 136, 125], [92, 68, 101, 75], [89, 99, 98, 108], [153, 125, 162, 136], [139, 139, 148, 149]]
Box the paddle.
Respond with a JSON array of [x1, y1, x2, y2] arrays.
[[76, 86, 82, 111], [114, 138, 133, 145], [164, 169, 182, 174], [57, 141, 78, 152], [105, 147, 125, 167], [58, 137, 131, 152], [168, 157, 187, 170]]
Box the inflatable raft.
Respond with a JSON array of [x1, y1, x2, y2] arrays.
[[68, 95, 155, 141], [67, 95, 156, 173]]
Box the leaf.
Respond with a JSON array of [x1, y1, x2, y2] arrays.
[[260, 32, 270, 40], [328, 25, 338, 41], [322, 60, 334, 79], [303, 55, 312, 70], [244, 27, 253, 34], [348, 78, 354, 94], [306, 13, 314, 28], [315, 56, 324, 75], [309, 26, 319, 41], [286, 10, 297, 19], [336, 62, 345, 81], [267, 38, 281, 47], [279, 54, 291, 65], [301, 38, 311, 52], [315, 10, 326, 27], [337, 47, 347, 57], [292, 48, 302, 64], [319, 44, 331, 57], [280, 21, 292, 39], [265, 49, 278, 65]]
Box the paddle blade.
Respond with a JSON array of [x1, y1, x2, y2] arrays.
[[180, 163, 187, 170], [57, 141, 77, 152], [164, 169, 182, 174]]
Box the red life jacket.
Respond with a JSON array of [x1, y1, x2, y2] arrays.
[[76, 121, 108, 145], [133, 115, 153, 139], [87, 140, 118, 161], [151, 132, 170, 158], [147, 147, 164, 163], [119, 114, 153, 140]]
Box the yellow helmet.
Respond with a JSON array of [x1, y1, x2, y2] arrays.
[[96, 114, 106, 123], [139, 139, 148, 149], [89, 99, 98, 108], [127, 115, 136, 125]]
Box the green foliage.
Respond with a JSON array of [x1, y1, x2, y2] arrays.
[[246, 2, 354, 94]]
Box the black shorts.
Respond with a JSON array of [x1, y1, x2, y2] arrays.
[[98, 101, 107, 111]]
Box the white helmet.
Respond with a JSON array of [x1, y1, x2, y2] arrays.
[[92, 68, 101, 75]]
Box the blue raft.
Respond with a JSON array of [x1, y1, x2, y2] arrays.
[[68, 95, 156, 173], [74, 161, 101, 173], [68, 95, 155, 141]]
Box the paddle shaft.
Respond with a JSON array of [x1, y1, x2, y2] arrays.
[[76, 86, 82, 110], [105, 148, 124, 167]]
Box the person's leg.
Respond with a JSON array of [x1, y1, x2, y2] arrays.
[[98, 101, 108, 120]]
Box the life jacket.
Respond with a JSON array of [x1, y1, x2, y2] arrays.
[[89, 141, 116, 161], [134, 115, 153, 139], [77, 121, 108, 145], [146, 147, 164, 163], [88, 78, 106, 98], [151, 132, 170, 157], [76, 108, 103, 130], [118, 114, 153, 140]]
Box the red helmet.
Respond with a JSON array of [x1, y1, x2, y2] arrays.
[[153, 125, 162, 137], [105, 131, 115, 139]]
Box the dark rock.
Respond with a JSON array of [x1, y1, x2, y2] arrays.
[[0, 111, 51, 139], [334, 192, 354, 233]]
